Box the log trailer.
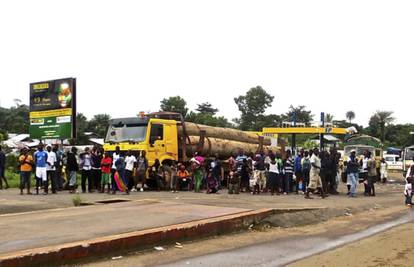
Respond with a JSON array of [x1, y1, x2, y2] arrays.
[[103, 112, 275, 165]]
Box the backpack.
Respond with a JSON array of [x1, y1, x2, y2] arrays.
[[302, 158, 311, 172]]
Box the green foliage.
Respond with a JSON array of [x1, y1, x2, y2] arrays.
[[160, 96, 188, 117], [283, 105, 313, 124], [4, 169, 20, 188], [253, 114, 282, 131], [186, 111, 233, 128], [0, 103, 29, 134], [234, 86, 274, 130], [383, 124, 414, 148], [72, 194, 82, 207], [368, 111, 395, 143], [75, 113, 89, 145], [87, 114, 111, 138], [195, 102, 218, 115], [6, 154, 19, 172], [303, 139, 318, 150], [325, 113, 334, 123]]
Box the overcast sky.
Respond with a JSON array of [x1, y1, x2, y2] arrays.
[[0, 0, 413, 126]]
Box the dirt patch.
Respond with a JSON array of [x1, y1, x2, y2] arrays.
[[289, 221, 414, 267]]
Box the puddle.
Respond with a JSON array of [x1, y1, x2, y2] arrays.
[[94, 199, 132, 204]]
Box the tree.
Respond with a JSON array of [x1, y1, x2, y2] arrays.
[[195, 102, 218, 115], [369, 111, 395, 143], [186, 111, 233, 128], [283, 105, 313, 124], [346, 111, 355, 124], [234, 86, 274, 130], [325, 113, 334, 123], [87, 114, 111, 138], [0, 104, 29, 134], [75, 113, 89, 144], [160, 96, 188, 117], [384, 124, 414, 148]]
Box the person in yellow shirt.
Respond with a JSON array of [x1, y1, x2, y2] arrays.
[[19, 147, 33, 195]]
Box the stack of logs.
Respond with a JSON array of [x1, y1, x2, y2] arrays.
[[179, 122, 276, 159]]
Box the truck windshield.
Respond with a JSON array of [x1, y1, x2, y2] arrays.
[[405, 147, 414, 160], [105, 123, 148, 143], [344, 146, 374, 157]]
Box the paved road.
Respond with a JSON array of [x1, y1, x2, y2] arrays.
[[0, 181, 404, 215], [290, 220, 414, 267], [0, 200, 248, 255], [158, 211, 414, 267]]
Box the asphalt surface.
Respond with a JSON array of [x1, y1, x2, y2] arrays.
[[0, 200, 248, 255], [159, 211, 414, 267], [0, 177, 406, 265]]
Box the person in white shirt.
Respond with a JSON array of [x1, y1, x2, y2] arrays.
[[46, 145, 57, 194], [267, 153, 280, 195], [305, 148, 326, 199], [404, 177, 413, 206], [380, 158, 388, 183], [125, 150, 137, 191], [111, 146, 121, 192], [80, 147, 92, 193]]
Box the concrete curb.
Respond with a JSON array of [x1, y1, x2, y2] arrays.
[[0, 208, 274, 267]]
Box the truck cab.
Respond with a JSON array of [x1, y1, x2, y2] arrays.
[[103, 116, 179, 166]]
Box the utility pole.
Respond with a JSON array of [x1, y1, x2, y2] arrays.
[[291, 112, 296, 155], [320, 112, 325, 151]]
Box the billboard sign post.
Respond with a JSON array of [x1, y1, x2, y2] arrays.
[[29, 78, 76, 139]]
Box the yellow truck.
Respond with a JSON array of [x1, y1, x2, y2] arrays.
[[103, 112, 272, 166]]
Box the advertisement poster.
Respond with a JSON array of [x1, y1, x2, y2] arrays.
[[29, 78, 76, 139]]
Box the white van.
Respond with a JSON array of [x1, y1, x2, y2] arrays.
[[384, 154, 403, 171]]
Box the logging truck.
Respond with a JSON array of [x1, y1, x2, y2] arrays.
[[103, 112, 274, 165]]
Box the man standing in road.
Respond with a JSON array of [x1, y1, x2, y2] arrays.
[[46, 145, 57, 194], [18, 147, 33, 195], [294, 149, 305, 194], [367, 152, 377, 197], [66, 146, 79, 193], [305, 148, 325, 199], [111, 146, 121, 192], [134, 151, 148, 192], [346, 150, 360, 198], [34, 144, 48, 195], [125, 150, 137, 191]]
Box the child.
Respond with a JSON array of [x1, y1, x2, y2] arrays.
[[380, 158, 388, 183], [227, 171, 240, 194], [177, 164, 190, 191], [206, 171, 218, 194], [404, 177, 413, 206], [100, 152, 112, 193]]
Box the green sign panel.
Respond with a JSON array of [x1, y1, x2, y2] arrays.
[[29, 78, 76, 139]]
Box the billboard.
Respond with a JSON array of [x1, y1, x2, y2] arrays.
[[29, 78, 76, 139]]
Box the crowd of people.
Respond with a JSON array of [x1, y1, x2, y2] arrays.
[[1, 143, 411, 204]]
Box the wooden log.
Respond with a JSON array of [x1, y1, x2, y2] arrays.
[[185, 136, 265, 159], [179, 122, 271, 145]]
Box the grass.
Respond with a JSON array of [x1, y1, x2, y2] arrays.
[[4, 169, 20, 188], [72, 194, 82, 207], [3, 169, 82, 188]]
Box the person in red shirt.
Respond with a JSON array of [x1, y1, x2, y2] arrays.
[[100, 152, 112, 193]]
